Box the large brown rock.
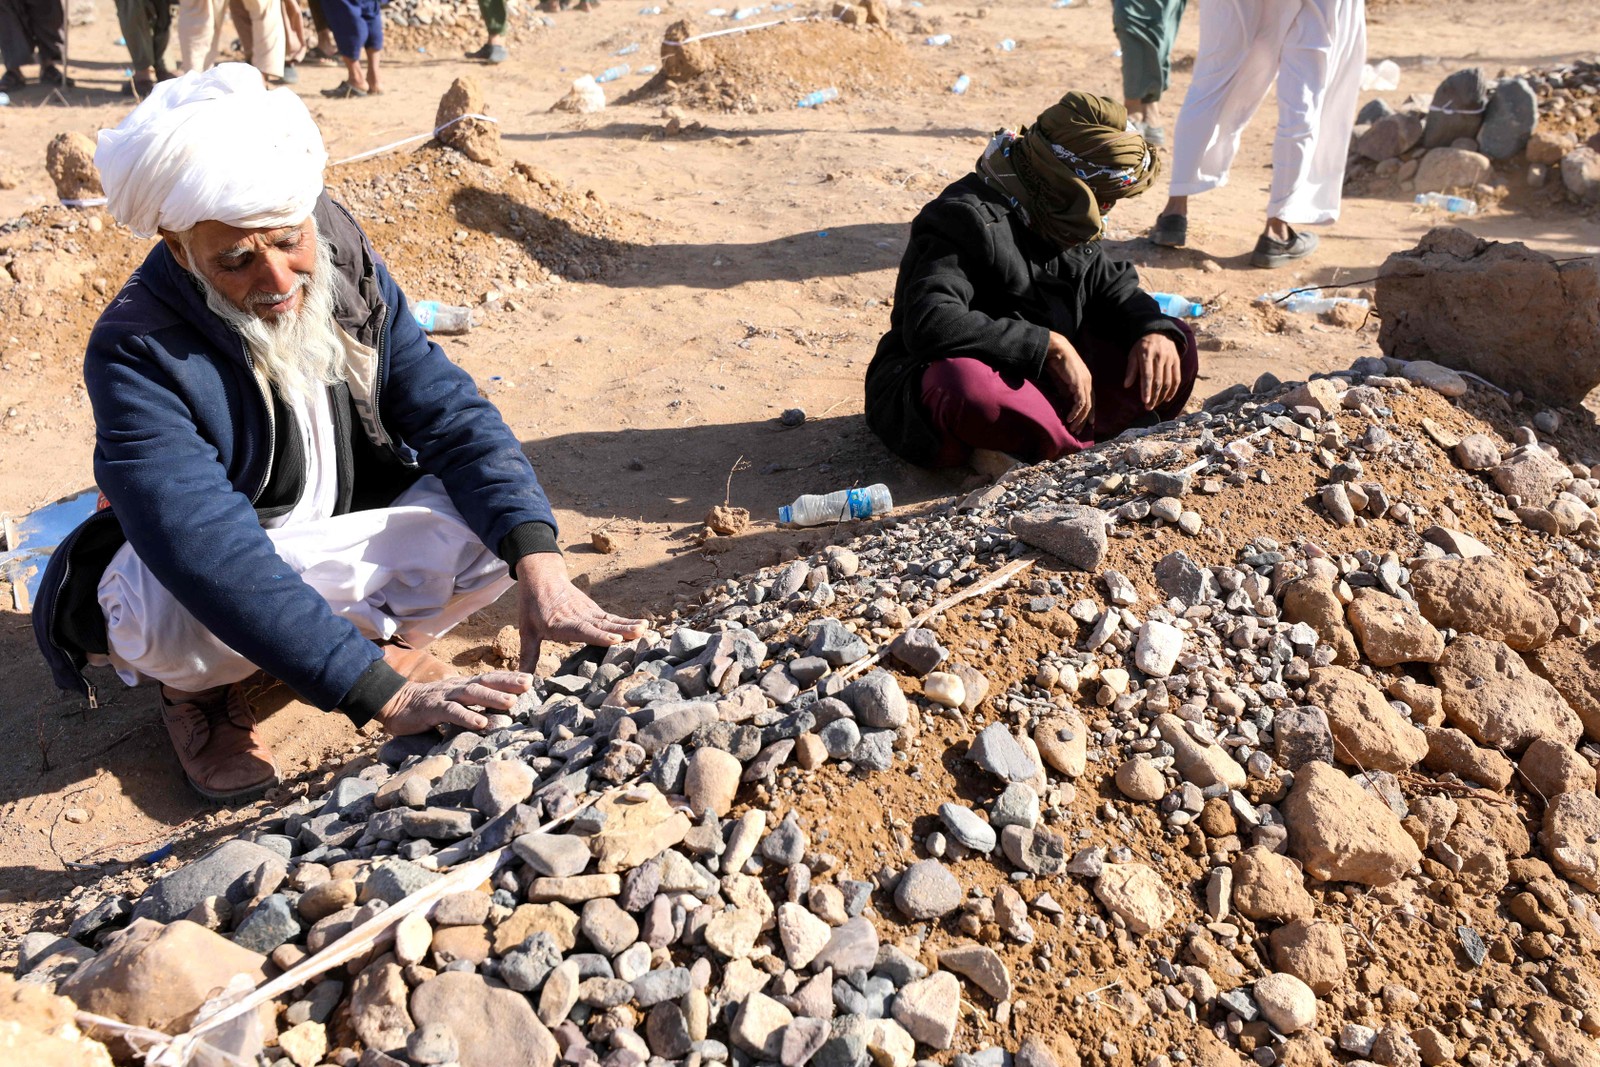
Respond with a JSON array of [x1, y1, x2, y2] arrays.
[[1283, 763, 1421, 886], [1231, 847, 1316, 924], [1433, 634, 1582, 754], [0, 976, 114, 1067], [661, 19, 715, 79], [1269, 920, 1348, 995], [1410, 555, 1557, 651], [1281, 578, 1359, 666], [1532, 641, 1600, 743], [45, 132, 103, 201], [1443, 798, 1525, 893], [1346, 590, 1445, 665], [411, 971, 558, 1067], [59, 919, 266, 1035], [1376, 227, 1600, 407], [1305, 666, 1429, 772], [344, 956, 413, 1054], [434, 77, 500, 165], [1421, 725, 1514, 789], [1543, 792, 1600, 892]]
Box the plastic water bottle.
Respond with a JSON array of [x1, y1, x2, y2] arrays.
[[925, 33, 951, 45], [596, 64, 630, 83], [412, 301, 475, 334], [1051, 0, 1073, 8], [1258, 289, 1370, 315], [951, 74, 970, 94], [796, 87, 839, 108], [998, 38, 1015, 51], [638, 5, 661, 11], [732, 5, 762, 18], [0, 92, 8, 107], [1150, 292, 1203, 318], [639, 64, 658, 74], [615, 43, 639, 55], [1415, 192, 1478, 216], [780, 484, 893, 526]]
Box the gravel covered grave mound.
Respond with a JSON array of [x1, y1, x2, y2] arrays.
[[14, 351, 1600, 1067]]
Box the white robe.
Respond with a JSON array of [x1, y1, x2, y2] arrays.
[[1166, 0, 1367, 225], [95, 383, 513, 694]]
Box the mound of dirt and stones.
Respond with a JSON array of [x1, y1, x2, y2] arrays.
[[634, 10, 931, 113], [380, 0, 543, 53], [15, 346, 1600, 1067], [1345, 59, 1600, 210], [0, 129, 640, 387]]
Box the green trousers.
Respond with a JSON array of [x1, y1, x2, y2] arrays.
[[477, 0, 505, 36], [1112, 0, 1185, 104], [116, 0, 172, 72]]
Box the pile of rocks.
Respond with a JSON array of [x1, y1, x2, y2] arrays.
[[1346, 62, 1600, 206], [15, 349, 1600, 1066]]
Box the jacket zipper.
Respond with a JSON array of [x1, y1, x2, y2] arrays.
[[371, 298, 394, 456], [45, 520, 99, 708], [246, 342, 277, 504]]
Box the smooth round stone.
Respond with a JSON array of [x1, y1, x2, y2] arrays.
[[923, 672, 966, 708], [1254, 972, 1317, 1033], [893, 859, 962, 920], [1115, 756, 1167, 802]]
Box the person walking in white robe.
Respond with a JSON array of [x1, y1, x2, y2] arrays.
[[1148, 0, 1366, 268]]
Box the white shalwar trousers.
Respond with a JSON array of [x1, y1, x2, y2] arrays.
[[1167, 0, 1367, 225], [96, 477, 514, 694], [176, 0, 229, 71]]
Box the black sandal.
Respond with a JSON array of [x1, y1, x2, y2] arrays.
[[320, 80, 367, 98], [0, 68, 26, 92], [1149, 213, 1187, 248]]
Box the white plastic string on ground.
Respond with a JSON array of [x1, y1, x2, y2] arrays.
[[60, 196, 109, 208], [661, 15, 812, 45], [330, 113, 500, 167]]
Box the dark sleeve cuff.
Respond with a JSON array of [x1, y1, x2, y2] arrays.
[[339, 658, 407, 728], [1136, 317, 1190, 350], [498, 521, 561, 570]]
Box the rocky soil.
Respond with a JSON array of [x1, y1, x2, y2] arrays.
[[13, 348, 1600, 1067]]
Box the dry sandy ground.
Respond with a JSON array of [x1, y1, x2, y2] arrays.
[[0, 0, 1596, 947]]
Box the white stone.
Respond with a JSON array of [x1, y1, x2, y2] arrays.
[[890, 971, 960, 1050], [1134, 621, 1184, 678], [393, 911, 433, 966], [922, 671, 966, 708], [776, 903, 831, 969], [1254, 972, 1318, 1033], [730, 992, 793, 1059]]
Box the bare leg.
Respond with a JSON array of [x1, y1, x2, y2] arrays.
[[365, 47, 380, 93], [343, 54, 365, 89], [1263, 216, 1294, 241], [1161, 193, 1189, 217]]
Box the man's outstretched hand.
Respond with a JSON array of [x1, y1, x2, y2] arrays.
[[375, 672, 533, 735], [515, 552, 649, 675], [1125, 332, 1183, 411]]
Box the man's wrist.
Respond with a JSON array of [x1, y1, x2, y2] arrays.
[[340, 657, 407, 728], [497, 521, 560, 571]]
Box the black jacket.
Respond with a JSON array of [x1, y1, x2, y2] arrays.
[[865, 174, 1177, 465]]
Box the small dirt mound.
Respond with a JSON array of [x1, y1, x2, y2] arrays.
[[325, 144, 653, 300], [630, 18, 932, 113]]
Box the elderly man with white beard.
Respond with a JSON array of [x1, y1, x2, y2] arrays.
[[33, 64, 646, 801]]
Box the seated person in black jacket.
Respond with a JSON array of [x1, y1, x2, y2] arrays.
[[865, 91, 1199, 468]]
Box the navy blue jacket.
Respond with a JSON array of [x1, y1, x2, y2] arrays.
[[33, 196, 557, 723]]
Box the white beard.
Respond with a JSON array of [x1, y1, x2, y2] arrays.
[[194, 226, 347, 404]]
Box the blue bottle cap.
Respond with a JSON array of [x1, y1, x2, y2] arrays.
[[778, 506, 792, 524]]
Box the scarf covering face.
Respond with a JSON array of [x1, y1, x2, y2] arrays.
[[96, 63, 328, 238], [976, 90, 1158, 246]]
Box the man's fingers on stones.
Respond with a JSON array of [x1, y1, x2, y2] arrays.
[[473, 671, 535, 691], [449, 682, 520, 710], [444, 702, 489, 731]]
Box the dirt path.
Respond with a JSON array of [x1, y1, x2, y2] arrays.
[[0, 0, 1597, 948]]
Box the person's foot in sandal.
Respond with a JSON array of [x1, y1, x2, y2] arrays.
[[321, 80, 367, 98], [122, 75, 155, 97], [1, 68, 27, 92], [487, 43, 508, 63], [1250, 222, 1318, 268], [39, 66, 74, 88], [1149, 213, 1187, 247], [464, 42, 493, 59]]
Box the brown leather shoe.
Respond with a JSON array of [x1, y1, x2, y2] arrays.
[[381, 642, 457, 683], [159, 684, 280, 801]]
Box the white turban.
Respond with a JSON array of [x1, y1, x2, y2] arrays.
[[95, 63, 328, 239]]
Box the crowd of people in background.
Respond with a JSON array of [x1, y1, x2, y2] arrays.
[[0, 0, 513, 95]]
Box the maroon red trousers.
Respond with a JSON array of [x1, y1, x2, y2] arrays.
[[919, 321, 1199, 468]]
